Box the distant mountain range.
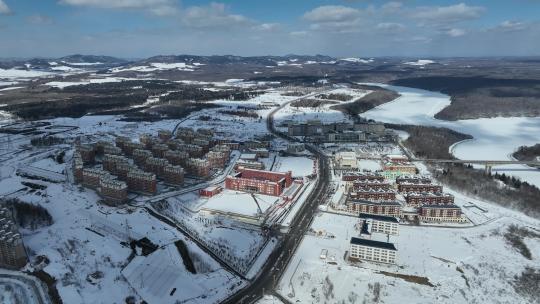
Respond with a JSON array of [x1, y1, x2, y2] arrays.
[[0, 54, 387, 71]]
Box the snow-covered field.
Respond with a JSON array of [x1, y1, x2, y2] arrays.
[[202, 190, 279, 217], [273, 88, 370, 125], [278, 211, 540, 304], [179, 91, 297, 141], [362, 84, 540, 188], [403, 59, 435, 66], [272, 156, 314, 177]]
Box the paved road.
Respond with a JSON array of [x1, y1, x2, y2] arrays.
[[222, 90, 332, 304]]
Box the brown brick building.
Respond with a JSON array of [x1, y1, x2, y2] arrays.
[[398, 183, 443, 194], [163, 165, 185, 186], [225, 168, 293, 196], [346, 199, 401, 217], [406, 192, 455, 207]]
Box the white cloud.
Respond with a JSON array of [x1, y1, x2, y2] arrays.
[[255, 23, 280, 32], [303, 5, 363, 32], [381, 2, 403, 13], [289, 31, 308, 37], [181, 2, 251, 28], [445, 28, 466, 37], [59, 0, 178, 16], [412, 3, 485, 24], [303, 5, 361, 23], [0, 0, 11, 15], [27, 14, 54, 25], [495, 20, 528, 32], [376, 22, 405, 33]]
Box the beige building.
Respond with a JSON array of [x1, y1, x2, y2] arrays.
[[336, 151, 357, 169]]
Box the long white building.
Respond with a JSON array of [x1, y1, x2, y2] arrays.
[[349, 237, 397, 264]]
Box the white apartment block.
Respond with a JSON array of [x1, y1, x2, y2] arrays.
[[349, 237, 397, 264], [359, 213, 399, 235]]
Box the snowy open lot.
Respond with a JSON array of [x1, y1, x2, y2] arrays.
[[362, 84, 540, 188], [278, 210, 540, 304], [273, 88, 371, 125]]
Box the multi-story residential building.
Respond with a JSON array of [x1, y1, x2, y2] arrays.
[[78, 144, 95, 164], [419, 205, 466, 223], [359, 213, 399, 235], [72, 152, 84, 183], [157, 129, 173, 141], [177, 144, 204, 158], [102, 154, 130, 175], [126, 170, 157, 194], [166, 139, 185, 150], [346, 199, 401, 217], [164, 150, 189, 167], [207, 151, 228, 169], [151, 143, 169, 158], [398, 182, 443, 194], [396, 174, 432, 185], [133, 149, 153, 167], [144, 157, 169, 177], [405, 192, 454, 207], [163, 165, 184, 186], [82, 168, 111, 189], [139, 133, 157, 149], [123, 142, 144, 156], [349, 237, 397, 264], [115, 136, 131, 150], [103, 145, 122, 156], [342, 172, 385, 183], [349, 188, 397, 202], [352, 180, 392, 191], [99, 177, 128, 205], [211, 144, 231, 158], [225, 168, 293, 196], [382, 162, 417, 179], [187, 158, 211, 178], [0, 206, 28, 269]]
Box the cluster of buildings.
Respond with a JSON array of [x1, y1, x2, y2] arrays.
[[397, 175, 465, 223], [284, 119, 394, 143], [343, 172, 401, 217], [0, 205, 28, 270], [381, 155, 417, 179], [349, 213, 399, 264], [72, 127, 232, 205], [340, 164, 466, 223]]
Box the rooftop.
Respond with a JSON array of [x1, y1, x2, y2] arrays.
[[350, 237, 397, 251], [359, 213, 399, 223]]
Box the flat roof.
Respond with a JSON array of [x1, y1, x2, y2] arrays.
[[359, 213, 399, 223], [240, 153, 257, 159], [421, 204, 460, 209], [348, 199, 401, 206], [350, 237, 397, 251]]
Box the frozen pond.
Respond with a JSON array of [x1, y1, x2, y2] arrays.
[[361, 84, 540, 187]]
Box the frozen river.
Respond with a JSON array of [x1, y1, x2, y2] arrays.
[[361, 84, 540, 188]]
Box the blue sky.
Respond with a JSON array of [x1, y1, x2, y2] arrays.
[[0, 0, 539, 58]]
